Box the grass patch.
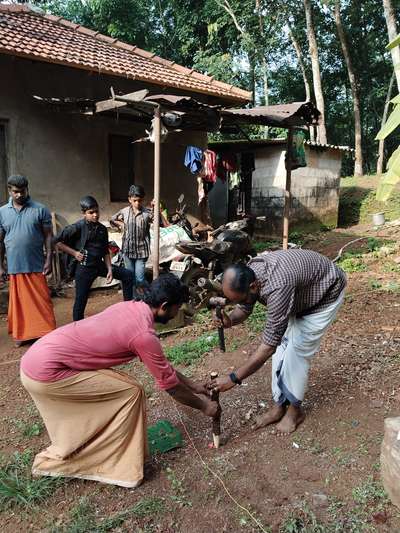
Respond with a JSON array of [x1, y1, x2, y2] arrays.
[[246, 302, 265, 334], [352, 476, 388, 507], [339, 176, 400, 227], [14, 419, 44, 438], [0, 449, 62, 509], [164, 333, 218, 365], [253, 240, 280, 253], [279, 503, 325, 533], [57, 495, 165, 532], [166, 467, 192, 508], [194, 307, 212, 325], [336, 252, 367, 273]]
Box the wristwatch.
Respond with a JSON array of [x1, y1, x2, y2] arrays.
[[229, 371, 242, 386]]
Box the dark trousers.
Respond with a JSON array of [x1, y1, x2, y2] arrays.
[[73, 263, 134, 321]]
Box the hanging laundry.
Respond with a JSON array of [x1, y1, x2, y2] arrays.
[[218, 152, 238, 182], [203, 149, 217, 183], [197, 176, 205, 205], [288, 129, 307, 170], [184, 146, 203, 174]]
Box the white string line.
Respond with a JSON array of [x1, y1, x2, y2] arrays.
[[172, 403, 269, 533]]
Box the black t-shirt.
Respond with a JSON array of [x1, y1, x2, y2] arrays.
[[85, 223, 108, 267]]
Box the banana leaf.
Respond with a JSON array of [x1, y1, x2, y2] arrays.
[[375, 104, 400, 140], [391, 94, 400, 104], [376, 146, 400, 202], [387, 34, 400, 51]]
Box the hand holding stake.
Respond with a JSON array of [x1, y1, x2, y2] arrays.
[[210, 371, 221, 448], [215, 306, 226, 352]]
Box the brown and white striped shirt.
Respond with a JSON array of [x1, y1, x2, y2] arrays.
[[111, 206, 152, 259], [239, 249, 347, 347]]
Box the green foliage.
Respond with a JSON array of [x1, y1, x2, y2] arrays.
[[253, 240, 280, 253], [58, 495, 165, 532], [377, 145, 400, 201], [279, 504, 325, 533], [246, 302, 265, 333], [339, 177, 400, 226], [164, 333, 218, 365], [289, 232, 305, 246], [336, 253, 367, 273], [0, 450, 62, 509], [368, 278, 382, 290], [352, 476, 388, 507], [166, 467, 192, 508], [14, 419, 44, 438], [32, 0, 400, 174]]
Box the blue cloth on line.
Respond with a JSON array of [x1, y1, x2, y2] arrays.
[[184, 146, 203, 174]]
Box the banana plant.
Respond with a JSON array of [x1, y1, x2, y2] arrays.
[[376, 36, 400, 201]]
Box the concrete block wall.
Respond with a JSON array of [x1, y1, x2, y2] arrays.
[[251, 145, 342, 234]]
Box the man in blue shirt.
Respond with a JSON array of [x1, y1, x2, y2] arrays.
[[0, 175, 56, 346]]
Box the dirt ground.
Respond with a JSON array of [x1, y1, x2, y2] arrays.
[[1, 225, 400, 532]]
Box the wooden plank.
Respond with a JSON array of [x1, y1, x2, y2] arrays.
[[113, 89, 149, 103], [95, 99, 127, 113]]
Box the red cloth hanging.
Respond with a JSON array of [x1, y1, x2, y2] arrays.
[[203, 149, 217, 183]]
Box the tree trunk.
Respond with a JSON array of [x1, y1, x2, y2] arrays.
[[256, 0, 269, 135], [303, 0, 327, 144], [377, 71, 395, 174], [383, 0, 400, 92], [288, 26, 311, 103], [334, 0, 363, 176]]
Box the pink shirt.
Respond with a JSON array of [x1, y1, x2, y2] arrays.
[[20, 301, 179, 390]]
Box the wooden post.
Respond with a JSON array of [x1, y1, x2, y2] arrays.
[[282, 127, 293, 250], [210, 371, 221, 448], [153, 106, 161, 279]]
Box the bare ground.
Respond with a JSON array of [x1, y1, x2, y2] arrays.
[[1, 226, 400, 532]]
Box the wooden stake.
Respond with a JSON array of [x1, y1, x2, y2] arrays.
[[153, 105, 161, 279], [210, 371, 221, 448], [283, 127, 293, 250]]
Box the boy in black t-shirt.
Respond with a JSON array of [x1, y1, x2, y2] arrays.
[[56, 196, 134, 321]]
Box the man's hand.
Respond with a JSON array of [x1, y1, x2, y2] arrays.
[[43, 258, 52, 276], [201, 398, 220, 418], [208, 375, 235, 394], [74, 250, 85, 262], [106, 269, 113, 284], [191, 382, 209, 396], [213, 309, 232, 329]]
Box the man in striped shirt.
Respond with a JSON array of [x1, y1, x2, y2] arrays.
[[111, 185, 152, 297], [210, 249, 346, 434]]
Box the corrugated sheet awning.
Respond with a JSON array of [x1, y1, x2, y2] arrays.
[[221, 102, 321, 128]]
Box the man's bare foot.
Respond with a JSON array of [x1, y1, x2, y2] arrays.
[[252, 403, 285, 430], [276, 405, 305, 434]]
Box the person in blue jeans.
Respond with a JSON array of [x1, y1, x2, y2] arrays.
[[110, 185, 153, 297]]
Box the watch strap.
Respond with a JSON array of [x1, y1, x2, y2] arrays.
[[229, 371, 242, 386]]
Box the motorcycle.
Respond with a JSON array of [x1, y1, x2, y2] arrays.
[[172, 215, 265, 310]]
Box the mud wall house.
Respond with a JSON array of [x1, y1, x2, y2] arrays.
[[0, 4, 250, 226], [208, 139, 352, 233]]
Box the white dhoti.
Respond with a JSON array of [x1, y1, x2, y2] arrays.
[[271, 290, 345, 406]]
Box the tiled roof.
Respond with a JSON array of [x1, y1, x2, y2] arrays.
[[0, 3, 251, 103]]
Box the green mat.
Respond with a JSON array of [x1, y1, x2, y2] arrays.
[[147, 419, 183, 455]]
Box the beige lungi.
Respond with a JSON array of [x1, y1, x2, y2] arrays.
[[20, 368, 147, 488]]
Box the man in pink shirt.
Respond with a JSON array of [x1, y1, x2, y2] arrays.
[[20, 273, 218, 489]]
